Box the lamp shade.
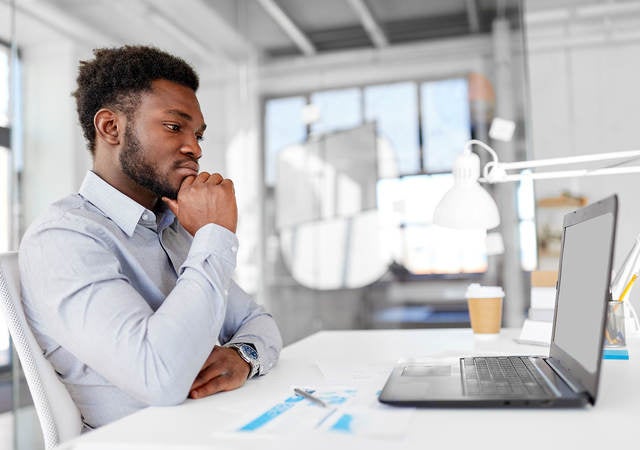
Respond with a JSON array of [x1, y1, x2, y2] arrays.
[[433, 152, 500, 230]]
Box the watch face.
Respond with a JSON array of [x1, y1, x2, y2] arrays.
[[240, 344, 259, 361]]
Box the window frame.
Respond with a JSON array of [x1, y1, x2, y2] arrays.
[[0, 38, 18, 373], [261, 73, 490, 280]]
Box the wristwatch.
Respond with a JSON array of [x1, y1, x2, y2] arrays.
[[226, 343, 260, 379]]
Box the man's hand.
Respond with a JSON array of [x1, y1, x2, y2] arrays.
[[189, 345, 250, 400], [163, 172, 238, 236]]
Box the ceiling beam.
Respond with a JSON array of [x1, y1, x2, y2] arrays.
[[465, 0, 480, 33], [2, 0, 116, 47], [345, 0, 388, 48], [255, 0, 316, 56], [147, 0, 258, 62]]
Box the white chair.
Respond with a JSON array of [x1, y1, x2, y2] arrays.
[[0, 252, 82, 449]]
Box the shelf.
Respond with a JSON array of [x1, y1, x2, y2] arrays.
[[537, 195, 587, 208]]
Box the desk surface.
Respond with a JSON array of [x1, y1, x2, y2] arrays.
[[62, 328, 639, 450]]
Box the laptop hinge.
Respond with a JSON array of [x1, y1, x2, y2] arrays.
[[544, 357, 585, 395]]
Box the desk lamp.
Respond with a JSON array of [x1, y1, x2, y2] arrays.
[[434, 139, 640, 230], [433, 138, 640, 334]]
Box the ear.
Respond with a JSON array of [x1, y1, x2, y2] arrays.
[[94, 108, 123, 146]]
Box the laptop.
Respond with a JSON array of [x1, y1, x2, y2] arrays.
[[379, 194, 618, 407]]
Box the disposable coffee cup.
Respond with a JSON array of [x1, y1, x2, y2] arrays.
[[465, 284, 505, 336]]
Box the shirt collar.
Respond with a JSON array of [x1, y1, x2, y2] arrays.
[[79, 171, 175, 237]]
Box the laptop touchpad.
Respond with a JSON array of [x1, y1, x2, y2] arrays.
[[401, 365, 452, 377]]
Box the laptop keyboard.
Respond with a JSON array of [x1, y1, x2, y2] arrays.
[[461, 356, 553, 397]]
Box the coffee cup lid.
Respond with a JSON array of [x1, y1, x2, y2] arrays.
[[465, 283, 505, 299]]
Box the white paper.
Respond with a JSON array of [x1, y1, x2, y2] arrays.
[[517, 319, 552, 346], [225, 385, 413, 441]]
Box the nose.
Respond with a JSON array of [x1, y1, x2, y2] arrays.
[[180, 134, 202, 160]]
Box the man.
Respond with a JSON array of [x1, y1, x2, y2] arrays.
[[19, 45, 282, 430]]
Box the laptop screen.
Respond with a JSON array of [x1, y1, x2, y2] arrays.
[[549, 195, 617, 403]]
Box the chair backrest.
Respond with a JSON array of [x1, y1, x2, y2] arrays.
[[0, 252, 82, 449]]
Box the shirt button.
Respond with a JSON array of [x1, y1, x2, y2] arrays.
[[142, 214, 149, 220]]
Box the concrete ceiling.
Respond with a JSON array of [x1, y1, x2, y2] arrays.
[[3, 0, 523, 64]]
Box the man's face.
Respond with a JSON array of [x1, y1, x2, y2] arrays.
[[119, 79, 206, 201]]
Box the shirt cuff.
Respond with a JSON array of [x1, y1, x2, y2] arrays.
[[191, 223, 239, 265], [225, 339, 272, 376], [179, 223, 239, 287]]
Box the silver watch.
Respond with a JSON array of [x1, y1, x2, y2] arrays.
[[226, 343, 260, 378]]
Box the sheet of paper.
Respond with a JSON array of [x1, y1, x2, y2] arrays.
[[226, 385, 413, 441], [516, 319, 552, 346]]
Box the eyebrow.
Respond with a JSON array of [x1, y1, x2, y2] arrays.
[[166, 109, 207, 133]]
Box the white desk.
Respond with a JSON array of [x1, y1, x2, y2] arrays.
[[61, 328, 639, 450]]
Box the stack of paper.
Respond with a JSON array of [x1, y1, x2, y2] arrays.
[[528, 286, 556, 321], [518, 271, 557, 346]]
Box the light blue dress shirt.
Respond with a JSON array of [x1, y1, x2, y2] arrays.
[[19, 171, 282, 429]]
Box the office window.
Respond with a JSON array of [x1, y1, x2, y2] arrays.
[[264, 96, 307, 186], [310, 87, 362, 135], [364, 82, 419, 175], [0, 46, 8, 127], [263, 75, 484, 277], [377, 173, 487, 274], [0, 42, 13, 369], [1, 45, 10, 250], [517, 171, 538, 271], [421, 78, 471, 172]]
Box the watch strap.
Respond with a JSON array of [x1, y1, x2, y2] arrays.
[[226, 343, 260, 378]]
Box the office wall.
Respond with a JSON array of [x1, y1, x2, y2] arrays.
[[20, 39, 92, 230], [199, 62, 262, 296], [8, 16, 252, 250], [10, 1, 640, 340], [526, 2, 640, 309]]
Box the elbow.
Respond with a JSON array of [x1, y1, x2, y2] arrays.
[[144, 387, 188, 407], [137, 382, 190, 407]]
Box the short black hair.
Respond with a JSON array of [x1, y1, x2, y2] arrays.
[[73, 45, 199, 154]]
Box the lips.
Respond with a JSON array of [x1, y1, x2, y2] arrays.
[[176, 161, 199, 175]]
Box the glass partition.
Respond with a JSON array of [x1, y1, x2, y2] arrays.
[[261, 0, 533, 344]]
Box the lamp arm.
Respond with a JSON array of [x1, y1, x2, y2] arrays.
[[463, 140, 502, 180], [465, 139, 500, 162], [496, 149, 640, 171], [467, 138, 640, 184], [484, 165, 640, 183]]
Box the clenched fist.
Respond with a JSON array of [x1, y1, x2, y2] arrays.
[[163, 172, 237, 235]]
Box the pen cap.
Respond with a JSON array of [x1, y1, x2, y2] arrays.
[[465, 283, 505, 299]]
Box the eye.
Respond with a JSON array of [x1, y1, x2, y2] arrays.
[[196, 134, 205, 142], [164, 123, 181, 132]]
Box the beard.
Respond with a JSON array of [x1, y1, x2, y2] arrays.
[[119, 125, 179, 200]]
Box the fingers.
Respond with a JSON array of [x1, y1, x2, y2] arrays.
[[189, 346, 250, 399], [196, 172, 210, 183], [170, 171, 237, 235], [182, 175, 196, 185], [190, 172, 224, 185], [190, 374, 232, 399], [206, 172, 224, 185], [189, 366, 246, 399]]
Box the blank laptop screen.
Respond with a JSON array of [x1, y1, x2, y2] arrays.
[[553, 212, 615, 374]]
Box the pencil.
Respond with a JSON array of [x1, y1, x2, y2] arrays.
[[619, 273, 638, 302]]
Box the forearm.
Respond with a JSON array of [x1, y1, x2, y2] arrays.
[[224, 313, 283, 375], [219, 281, 283, 375], [21, 224, 238, 406]]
